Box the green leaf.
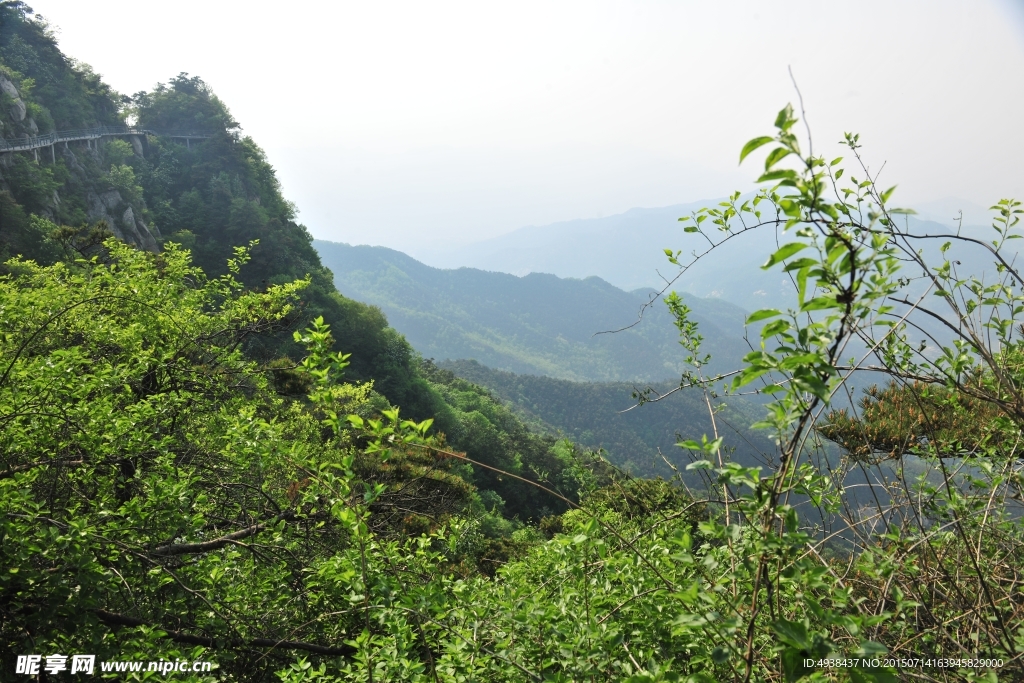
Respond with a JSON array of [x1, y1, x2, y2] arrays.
[[781, 257, 818, 272], [764, 146, 792, 170], [733, 366, 771, 388], [781, 648, 812, 683], [796, 265, 811, 304], [797, 373, 831, 400], [757, 168, 798, 183], [739, 136, 775, 163], [854, 640, 888, 657], [772, 618, 810, 649], [763, 242, 808, 268], [746, 308, 782, 323], [774, 103, 795, 130], [801, 295, 841, 311], [760, 319, 791, 338]]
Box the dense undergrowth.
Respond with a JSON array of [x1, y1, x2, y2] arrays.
[[3, 114, 1022, 683], [1, 3, 1023, 681], [0, 2, 581, 534]]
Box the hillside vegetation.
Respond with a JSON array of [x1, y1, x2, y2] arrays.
[[0, 4, 413, 400], [439, 359, 774, 479], [0, 3, 584, 539], [2, 5, 1022, 681], [316, 240, 751, 381]]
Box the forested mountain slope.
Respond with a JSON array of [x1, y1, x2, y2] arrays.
[[3, 4, 1019, 678], [438, 359, 774, 479], [315, 239, 751, 381], [0, 3, 587, 526], [0, 4, 438, 413]]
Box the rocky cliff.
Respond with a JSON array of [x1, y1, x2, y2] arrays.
[[0, 72, 159, 252]]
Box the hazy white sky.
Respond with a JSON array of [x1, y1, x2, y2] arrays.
[[27, 0, 1024, 251]]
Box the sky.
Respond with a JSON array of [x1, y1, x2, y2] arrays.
[[26, 0, 1024, 253]]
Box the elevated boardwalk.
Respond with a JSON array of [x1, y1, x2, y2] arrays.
[[0, 126, 214, 156]]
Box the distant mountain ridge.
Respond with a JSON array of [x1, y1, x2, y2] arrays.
[[410, 198, 827, 311], [414, 201, 716, 292], [314, 240, 752, 383], [412, 197, 1001, 312]]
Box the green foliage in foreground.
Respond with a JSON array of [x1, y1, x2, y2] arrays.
[[4, 104, 1024, 683], [0, 241, 606, 678], [0, 5, 586, 532]]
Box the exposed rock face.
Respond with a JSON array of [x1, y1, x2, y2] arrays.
[[1, 78, 160, 254], [121, 205, 137, 236], [95, 189, 121, 214], [87, 189, 127, 239], [60, 145, 86, 175], [140, 218, 161, 241], [136, 222, 159, 252], [0, 74, 26, 122], [0, 74, 40, 142], [86, 189, 159, 253]]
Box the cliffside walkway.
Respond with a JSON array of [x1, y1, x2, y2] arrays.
[[0, 125, 213, 158]]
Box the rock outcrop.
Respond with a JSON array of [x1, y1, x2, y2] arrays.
[[85, 188, 159, 253], [1, 74, 159, 254], [0, 74, 26, 122], [0, 74, 41, 140]]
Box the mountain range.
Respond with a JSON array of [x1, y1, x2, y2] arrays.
[[314, 240, 753, 383], [411, 197, 1002, 313]]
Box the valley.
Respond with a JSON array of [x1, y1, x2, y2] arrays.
[[314, 239, 752, 382], [2, 2, 1018, 678]]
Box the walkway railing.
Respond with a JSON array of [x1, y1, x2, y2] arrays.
[[0, 126, 216, 153]]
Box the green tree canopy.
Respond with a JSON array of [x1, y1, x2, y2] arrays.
[[133, 73, 238, 132]]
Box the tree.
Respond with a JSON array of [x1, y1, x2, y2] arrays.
[[133, 73, 239, 133], [0, 241, 467, 680], [6, 98, 1022, 682], [646, 102, 1024, 679]]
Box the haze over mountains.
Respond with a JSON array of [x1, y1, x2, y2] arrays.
[[411, 196, 1001, 312], [315, 195, 1005, 387], [314, 240, 751, 382], [313, 237, 781, 472], [314, 192, 1009, 461]]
